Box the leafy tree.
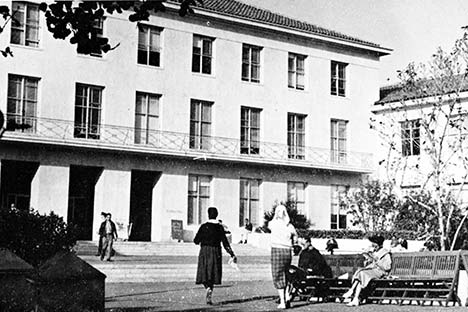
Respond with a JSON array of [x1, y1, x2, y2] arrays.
[[345, 180, 399, 232], [264, 200, 311, 230], [372, 31, 468, 250], [0, 0, 203, 57]]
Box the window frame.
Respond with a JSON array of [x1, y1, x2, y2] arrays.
[[240, 106, 261, 155], [330, 119, 348, 163], [400, 119, 421, 157], [7, 74, 39, 132], [239, 178, 261, 227], [288, 53, 306, 90], [137, 24, 162, 67], [288, 113, 306, 159], [189, 99, 212, 150], [134, 91, 160, 145], [287, 181, 306, 216], [10, 1, 40, 47], [331, 61, 347, 97], [330, 184, 348, 229], [192, 35, 214, 75], [74, 83, 103, 140], [187, 174, 211, 225], [241, 44, 262, 83]]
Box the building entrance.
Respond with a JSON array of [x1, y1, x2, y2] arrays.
[[68, 165, 102, 240], [0, 160, 39, 210], [129, 170, 160, 241]]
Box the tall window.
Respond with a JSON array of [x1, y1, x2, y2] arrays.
[[288, 53, 305, 90], [74, 84, 103, 139], [287, 181, 306, 215], [7, 74, 39, 132], [187, 175, 211, 225], [240, 178, 260, 226], [138, 25, 161, 67], [242, 44, 261, 83], [331, 185, 348, 229], [240, 107, 261, 154], [331, 119, 347, 163], [10, 1, 40, 47], [331, 61, 347, 97], [401, 119, 420, 156], [135, 92, 160, 145], [190, 99, 212, 150], [78, 18, 104, 57], [288, 113, 306, 159], [192, 35, 213, 74]]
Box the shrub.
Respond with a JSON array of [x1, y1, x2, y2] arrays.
[[296, 229, 419, 240], [0, 208, 78, 267]]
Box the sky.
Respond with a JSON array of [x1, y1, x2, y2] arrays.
[[240, 0, 468, 86]]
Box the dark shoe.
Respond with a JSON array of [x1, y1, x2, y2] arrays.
[[100, 257, 104, 261], [106, 259, 113, 262], [285, 300, 291, 309]]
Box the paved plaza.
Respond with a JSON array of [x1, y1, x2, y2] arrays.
[[105, 281, 467, 312]]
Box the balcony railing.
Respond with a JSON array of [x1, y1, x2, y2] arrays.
[[2, 116, 373, 172]]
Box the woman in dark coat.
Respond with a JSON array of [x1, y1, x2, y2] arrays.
[[194, 207, 236, 305]]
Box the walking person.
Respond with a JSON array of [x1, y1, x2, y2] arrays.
[[268, 204, 297, 309], [194, 207, 237, 305], [100, 213, 118, 261], [96, 212, 107, 257]]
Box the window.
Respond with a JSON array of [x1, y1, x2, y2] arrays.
[[187, 175, 211, 225], [239, 178, 260, 227], [242, 44, 261, 83], [135, 92, 160, 145], [74, 84, 103, 139], [288, 113, 306, 159], [331, 119, 347, 163], [10, 1, 40, 47], [288, 53, 305, 90], [192, 35, 213, 74], [331, 185, 348, 229], [401, 119, 420, 156], [287, 181, 306, 215], [190, 99, 212, 150], [138, 25, 161, 67], [240, 107, 261, 154], [78, 18, 104, 57], [7, 74, 39, 132], [331, 61, 347, 96]]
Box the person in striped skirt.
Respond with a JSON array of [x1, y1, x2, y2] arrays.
[[269, 204, 298, 309]]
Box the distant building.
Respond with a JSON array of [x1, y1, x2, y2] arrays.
[[373, 81, 468, 204], [0, 0, 390, 241]]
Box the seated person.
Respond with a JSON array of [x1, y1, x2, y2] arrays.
[[298, 237, 332, 278], [342, 235, 392, 307]]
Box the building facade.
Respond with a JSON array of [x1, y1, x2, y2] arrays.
[[0, 0, 390, 241]]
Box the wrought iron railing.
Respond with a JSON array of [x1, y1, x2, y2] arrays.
[[2, 116, 373, 172]]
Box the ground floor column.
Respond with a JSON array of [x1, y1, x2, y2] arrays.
[[30, 164, 69, 218], [94, 169, 131, 241], [152, 173, 187, 242]]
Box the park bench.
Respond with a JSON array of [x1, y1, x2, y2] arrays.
[[287, 253, 365, 302], [366, 251, 462, 306], [288, 251, 463, 306]]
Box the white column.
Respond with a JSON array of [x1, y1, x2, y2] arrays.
[[93, 169, 131, 241], [30, 164, 69, 218]]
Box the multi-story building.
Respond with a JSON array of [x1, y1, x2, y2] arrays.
[[0, 0, 391, 241]]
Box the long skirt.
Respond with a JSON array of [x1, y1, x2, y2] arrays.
[[352, 267, 385, 288], [196, 245, 222, 286], [271, 247, 292, 289]]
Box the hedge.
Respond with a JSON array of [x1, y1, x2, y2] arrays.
[[296, 229, 420, 240]]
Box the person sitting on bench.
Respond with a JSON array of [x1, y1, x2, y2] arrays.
[[342, 235, 392, 306], [298, 237, 332, 278]]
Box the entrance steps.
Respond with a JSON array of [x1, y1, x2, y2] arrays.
[[76, 240, 270, 257], [76, 241, 274, 283]]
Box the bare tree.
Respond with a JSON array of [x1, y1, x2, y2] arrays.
[[372, 31, 468, 250]]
